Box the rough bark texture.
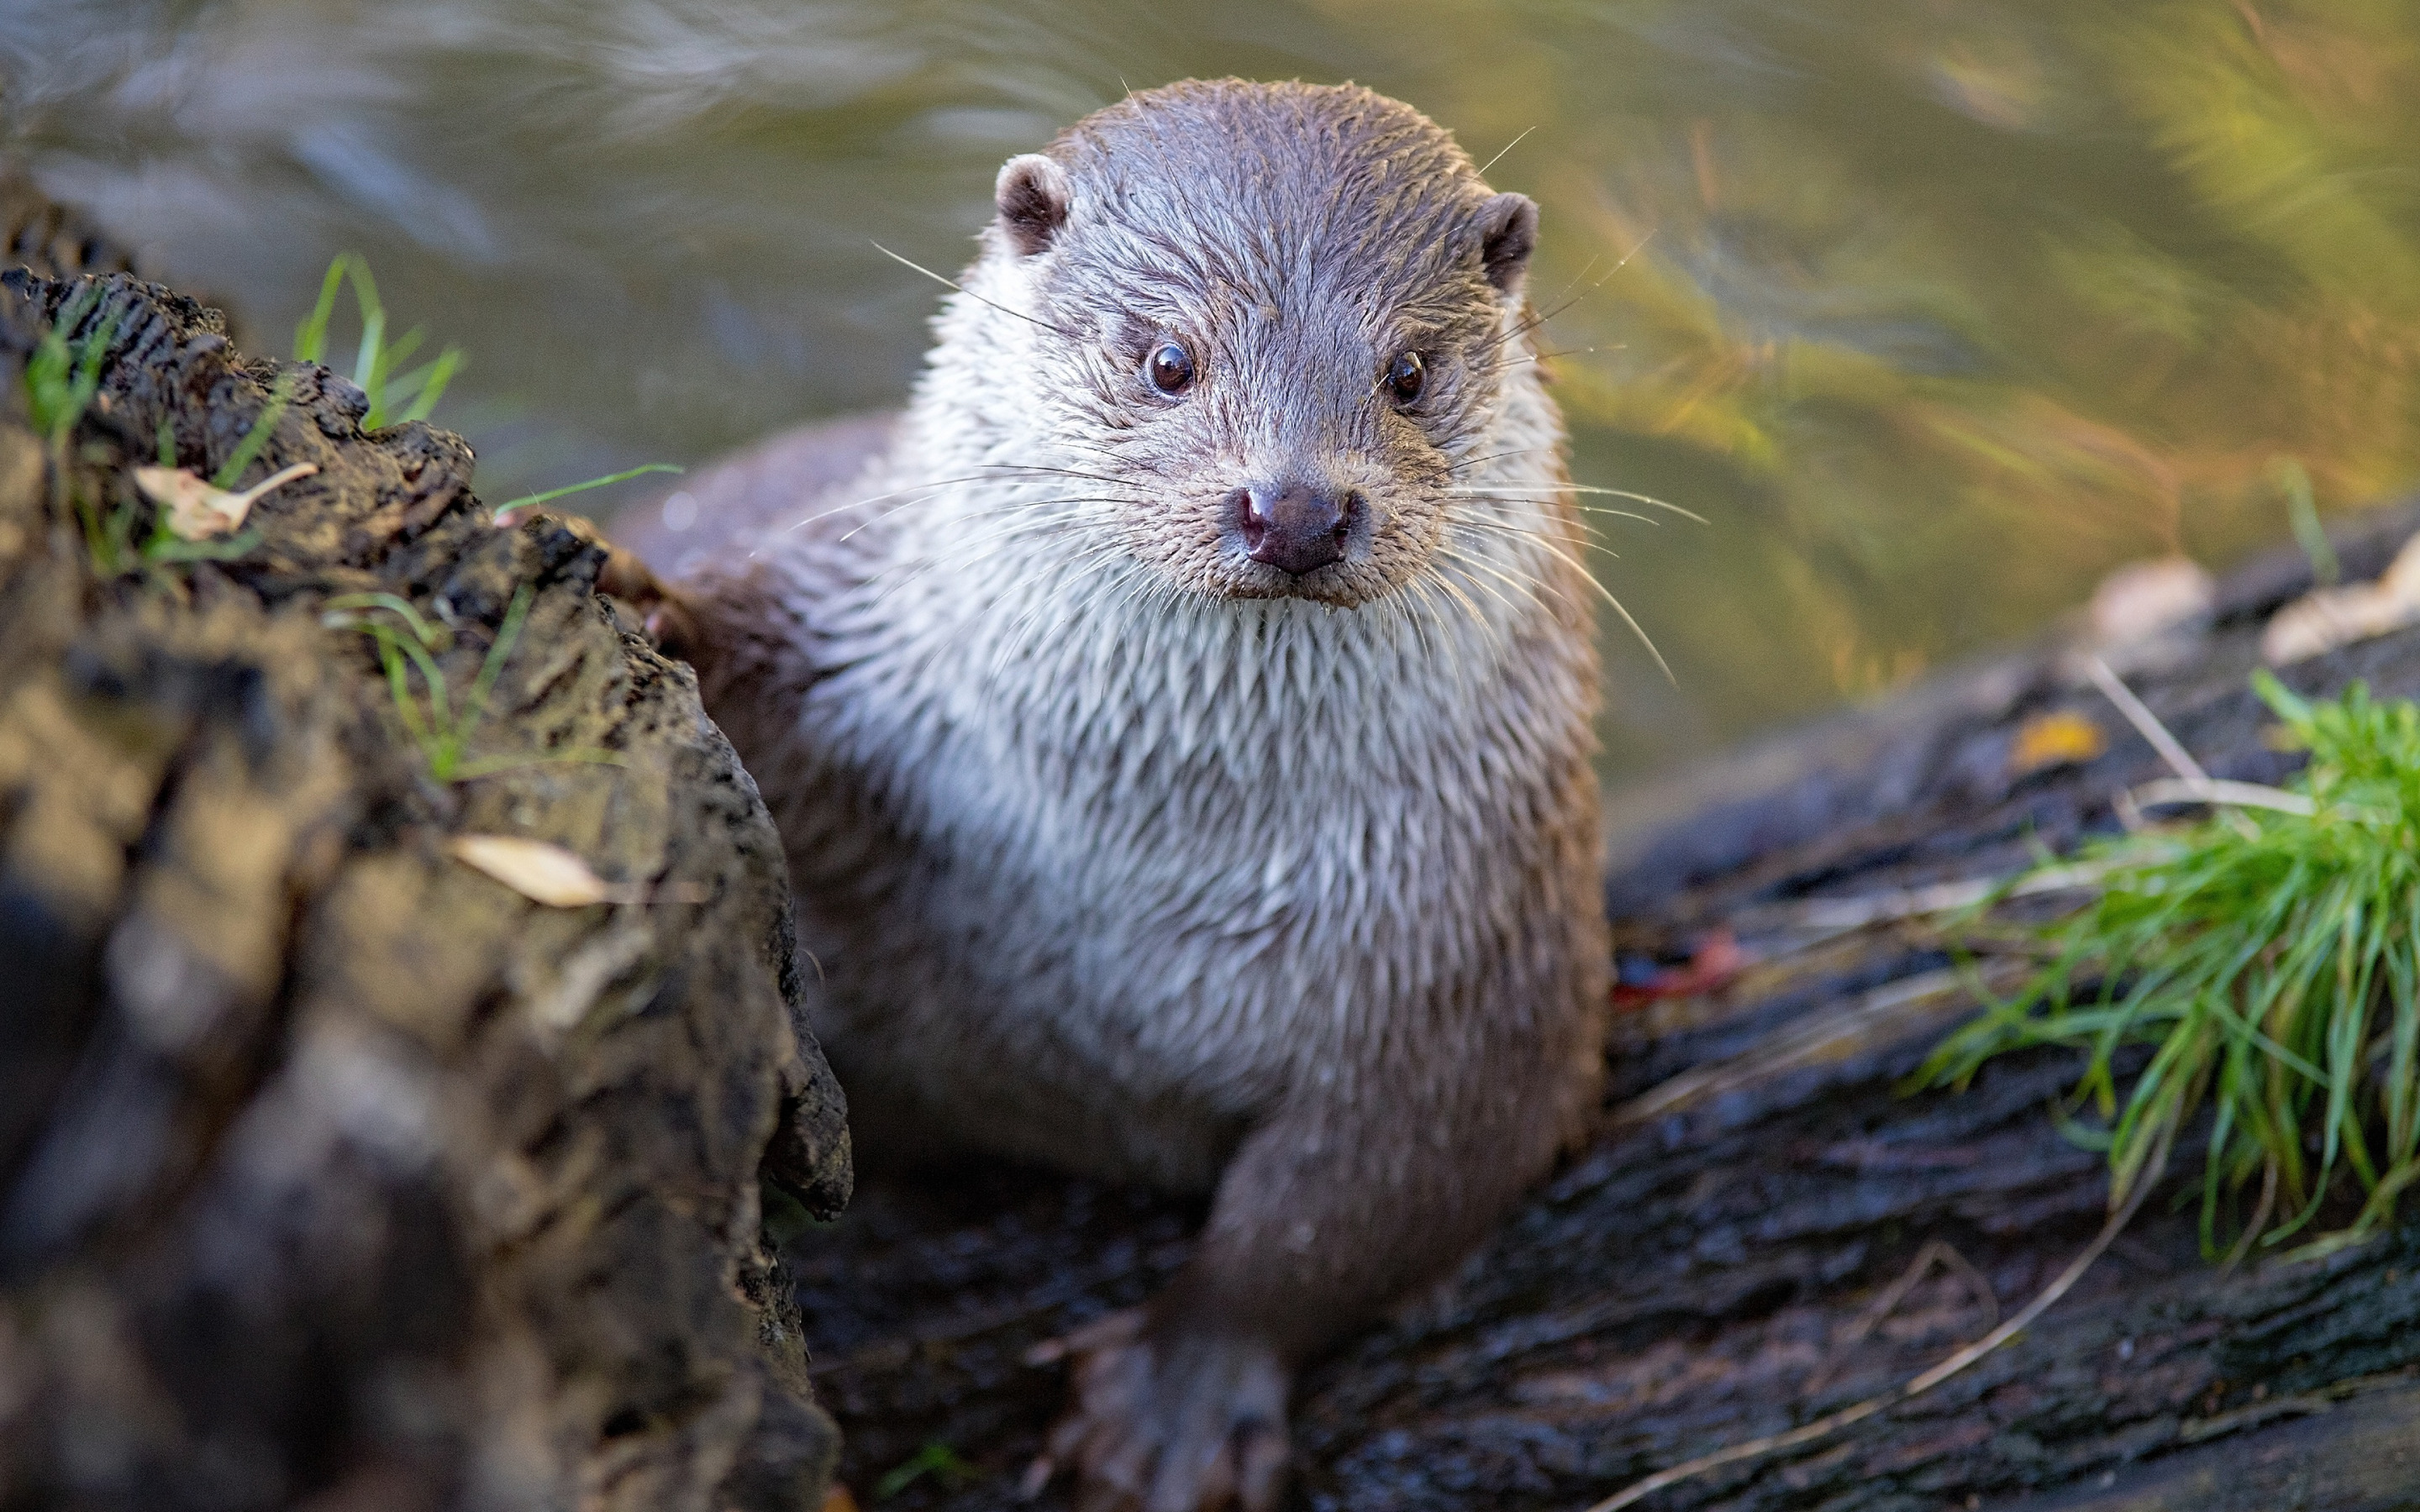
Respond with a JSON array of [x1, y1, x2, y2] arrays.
[[0, 264, 851, 1512], [794, 501, 2420, 1511]]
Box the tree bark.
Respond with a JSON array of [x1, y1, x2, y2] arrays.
[[0, 266, 850, 1512], [793, 500, 2420, 1512]]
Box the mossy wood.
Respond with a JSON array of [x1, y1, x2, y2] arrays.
[[0, 247, 850, 1512], [802, 501, 2420, 1511]]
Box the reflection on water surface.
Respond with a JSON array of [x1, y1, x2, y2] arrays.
[[6, 0, 2416, 777]]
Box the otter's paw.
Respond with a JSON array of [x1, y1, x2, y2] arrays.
[[1024, 1310, 1289, 1512]]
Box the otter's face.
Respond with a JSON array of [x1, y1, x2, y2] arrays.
[[974, 87, 1542, 611]]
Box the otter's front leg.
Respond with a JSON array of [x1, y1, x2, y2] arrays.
[[1034, 1031, 1586, 1512]]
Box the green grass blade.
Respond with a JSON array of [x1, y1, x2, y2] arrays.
[[394, 348, 462, 424], [294, 255, 351, 363], [320, 592, 445, 648], [211, 371, 298, 491], [489, 464, 684, 518], [455, 584, 532, 752], [368, 626, 432, 751], [355, 307, 388, 422]]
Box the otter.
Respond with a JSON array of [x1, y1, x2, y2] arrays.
[[626, 80, 1611, 1511]]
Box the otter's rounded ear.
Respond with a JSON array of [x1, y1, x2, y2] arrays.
[[1477, 192, 1539, 294], [996, 154, 1072, 256]]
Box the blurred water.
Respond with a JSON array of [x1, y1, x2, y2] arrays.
[[6, 0, 2417, 777]]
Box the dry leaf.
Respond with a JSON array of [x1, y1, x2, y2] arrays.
[[2261, 532, 2420, 664], [448, 835, 615, 907], [2089, 556, 2213, 646], [819, 1488, 861, 1512], [134, 460, 318, 540]]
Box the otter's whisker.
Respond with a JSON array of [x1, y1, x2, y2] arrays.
[[861, 514, 1113, 609], [872, 241, 1077, 339], [1434, 547, 1526, 618], [1400, 570, 1468, 684], [1444, 446, 1552, 476], [1503, 528, 1672, 683], [1383, 591, 1448, 685], [1424, 559, 1501, 642], [1453, 495, 1660, 533], [973, 463, 1153, 492], [1439, 512, 1569, 549], [1438, 543, 1565, 617], [1473, 123, 1537, 178], [782, 471, 1131, 536], [1477, 228, 1657, 354], [844, 491, 1129, 550], [835, 490, 1065, 545], [1449, 482, 1705, 522]]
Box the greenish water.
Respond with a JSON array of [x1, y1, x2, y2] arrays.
[[7, 0, 2417, 778]]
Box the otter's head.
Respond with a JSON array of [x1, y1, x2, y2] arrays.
[[961, 80, 1545, 610]]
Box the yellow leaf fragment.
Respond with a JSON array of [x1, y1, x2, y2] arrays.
[[134, 460, 318, 540], [447, 834, 614, 907], [2009, 711, 2107, 776]]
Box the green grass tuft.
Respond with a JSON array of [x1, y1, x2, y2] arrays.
[[23, 283, 128, 569], [1923, 673, 2420, 1262], [322, 585, 626, 782], [24, 283, 111, 447], [294, 253, 462, 429], [324, 585, 529, 782], [873, 1441, 977, 1500]]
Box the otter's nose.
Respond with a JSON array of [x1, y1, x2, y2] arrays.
[[1236, 484, 1355, 576]]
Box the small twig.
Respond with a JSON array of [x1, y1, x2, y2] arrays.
[[1578, 1127, 2171, 1512], [1765, 861, 2118, 932], [2112, 785, 2149, 833], [2175, 1369, 2409, 1445], [2129, 777, 2316, 817], [2086, 658, 2264, 838], [1801, 1239, 1999, 1396], [2086, 655, 2207, 783], [1608, 967, 1991, 1130], [2219, 1159, 2281, 1272]]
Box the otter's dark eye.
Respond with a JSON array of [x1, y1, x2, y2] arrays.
[[1386, 350, 1427, 406], [1145, 343, 1195, 396]]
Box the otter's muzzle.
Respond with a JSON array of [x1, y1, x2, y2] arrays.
[[1235, 483, 1356, 577]]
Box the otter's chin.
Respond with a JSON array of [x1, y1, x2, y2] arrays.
[[1208, 555, 1401, 611]]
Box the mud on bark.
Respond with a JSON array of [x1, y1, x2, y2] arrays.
[[0, 266, 850, 1512]]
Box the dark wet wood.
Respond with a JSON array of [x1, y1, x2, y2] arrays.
[[792, 497, 2420, 1510], [0, 268, 850, 1512]]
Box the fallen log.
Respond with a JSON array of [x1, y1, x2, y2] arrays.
[[0, 267, 851, 1512], [794, 505, 2420, 1510]]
